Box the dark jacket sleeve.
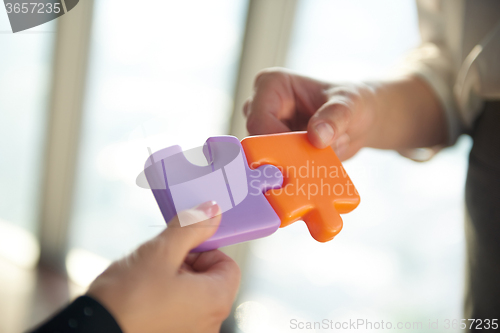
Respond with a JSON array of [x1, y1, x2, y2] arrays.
[[29, 295, 123, 333]]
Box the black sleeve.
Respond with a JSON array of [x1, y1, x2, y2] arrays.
[[29, 295, 123, 333]]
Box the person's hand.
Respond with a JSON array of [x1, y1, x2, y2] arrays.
[[244, 68, 378, 160], [86, 201, 241, 333]]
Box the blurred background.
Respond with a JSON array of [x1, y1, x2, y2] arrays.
[[0, 0, 471, 332]]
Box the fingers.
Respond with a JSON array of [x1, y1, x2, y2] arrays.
[[245, 68, 334, 136], [306, 85, 364, 149], [307, 100, 353, 149], [335, 136, 365, 161], [202, 251, 241, 297], [243, 68, 295, 135], [247, 110, 291, 135], [189, 250, 241, 301], [245, 69, 295, 135], [187, 250, 239, 275], [184, 250, 240, 284], [242, 98, 252, 117], [160, 201, 222, 269], [332, 133, 351, 160], [183, 250, 241, 313]]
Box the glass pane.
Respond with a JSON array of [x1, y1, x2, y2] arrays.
[[0, 9, 55, 266], [69, 0, 248, 267], [237, 0, 470, 330]]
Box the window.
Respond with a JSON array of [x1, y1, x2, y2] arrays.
[[0, 10, 55, 267]]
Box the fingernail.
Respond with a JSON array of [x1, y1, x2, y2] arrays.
[[194, 201, 219, 219], [314, 122, 334, 145]]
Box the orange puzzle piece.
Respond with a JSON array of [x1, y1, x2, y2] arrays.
[[241, 131, 360, 242]]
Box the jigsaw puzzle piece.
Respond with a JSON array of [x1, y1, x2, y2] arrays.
[[241, 131, 360, 242], [143, 145, 182, 223], [144, 135, 283, 252]]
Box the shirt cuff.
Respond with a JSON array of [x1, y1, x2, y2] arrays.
[[28, 295, 123, 333]]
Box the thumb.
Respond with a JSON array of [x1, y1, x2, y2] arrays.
[[307, 98, 353, 149], [161, 201, 222, 268]]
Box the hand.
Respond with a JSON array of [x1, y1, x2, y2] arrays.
[[244, 68, 448, 160], [244, 68, 378, 160], [86, 201, 241, 333]]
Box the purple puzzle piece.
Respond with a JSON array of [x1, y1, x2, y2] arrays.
[[144, 135, 283, 252]]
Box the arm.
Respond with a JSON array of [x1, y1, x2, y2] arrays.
[[244, 69, 447, 161], [245, 0, 463, 160]]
